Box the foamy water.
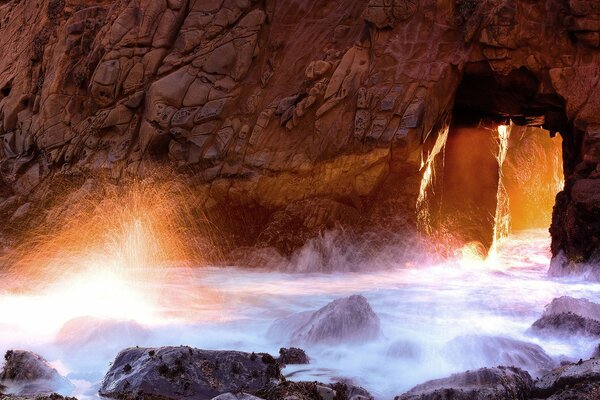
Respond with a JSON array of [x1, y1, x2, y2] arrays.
[[1, 229, 599, 399]]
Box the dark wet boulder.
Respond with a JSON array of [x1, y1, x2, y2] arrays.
[[269, 295, 380, 344], [210, 393, 265, 400], [278, 348, 309, 366], [99, 347, 281, 400], [531, 296, 600, 337], [0, 351, 73, 396], [395, 366, 533, 400], [255, 381, 373, 400], [532, 358, 600, 399], [444, 335, 555, 375]]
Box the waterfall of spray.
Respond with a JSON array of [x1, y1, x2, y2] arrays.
[[490, 124, 511, 256], [416, 126, 449, 234]]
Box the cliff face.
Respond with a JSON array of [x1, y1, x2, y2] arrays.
[[0, 0, 599, 268]]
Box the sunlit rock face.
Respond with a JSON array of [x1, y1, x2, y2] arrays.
[[0, 0, 599, 264]]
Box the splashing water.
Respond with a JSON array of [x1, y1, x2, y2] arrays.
[[1, 228, 599, 399]]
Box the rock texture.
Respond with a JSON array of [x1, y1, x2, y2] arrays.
[[0, 351, 73, 397], [268, 294, 381, 344], [396, 366, 533, 400], [0, 0, 600, 263], [99, 346, 281, 400], [530, 296, 600, 337], [532, 358, 600, 399]]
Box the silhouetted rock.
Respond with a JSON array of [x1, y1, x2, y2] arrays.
[[0, 351, 73, 397], [395, 366, 533, 400], [444, 335, 555, 375], [278, 348, 309, 366], [269, 295, 380, 344], [531, 296, 600, 337], [99, 347, 281, 400]]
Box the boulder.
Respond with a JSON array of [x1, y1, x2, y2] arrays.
[[211, 393, 265, 400], [255, 380, 373, 400], [277, 348, 309, 366], [396, 366, 533, 400], [0, 351, 73, 396], [99, 346, 281, 400], [268, 295, 381, 344], [531, 296, 600, 337], [533, 358, 600, 399], [444, 335, 555, 374]]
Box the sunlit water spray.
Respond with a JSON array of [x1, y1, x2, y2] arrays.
[[1, 227, 600, 399], [489, 124, 511, 260]]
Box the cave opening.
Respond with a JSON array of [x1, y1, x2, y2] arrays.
[[423, 63, 567, 255]]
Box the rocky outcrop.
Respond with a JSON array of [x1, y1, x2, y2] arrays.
[[532, 358, 600, 399], [0, 351, 73, 397], [530, 296, 600, 337], [395, 366, 533, 400], [1, 0, 600, 263], [277, 347, 309, 366], [268, 295, 381, 344], [99, 346, 281, 400]]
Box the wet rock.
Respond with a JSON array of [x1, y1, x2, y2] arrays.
[[532, 358, 600, 399], [0, 351, 73, 396], [444, 335, 555, 374], [278, 348, 309, 366], [269, 295, 381, 344], [99, 346, 281, 400], [255, 381, 372, 400], [531, 296, 600, 337], [211, 393, 265, 400], [396, 366, 533, 400]]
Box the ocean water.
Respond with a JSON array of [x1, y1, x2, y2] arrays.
[[0, 229, 599, 399]]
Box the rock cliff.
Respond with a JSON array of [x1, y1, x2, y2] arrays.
[[0, 0, 599, 268]]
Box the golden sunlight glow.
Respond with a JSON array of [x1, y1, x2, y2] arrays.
[[0, 173, 220, 333], [489, 124, 511, 257], [417, 126, 449, 233]]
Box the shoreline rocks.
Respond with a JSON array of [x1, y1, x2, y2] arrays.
[[0, 351, 73, 397], [99, 347, 281, 400]]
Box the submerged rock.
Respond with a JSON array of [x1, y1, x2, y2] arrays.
[[531, 296, 600, 337], [0, 351, 73, 397], [396, 366, 533, 400], [444, 335, 555, 375], [278, 348, 309, 366], [99, 347, 281, 400], [269, 295, 380, 344]]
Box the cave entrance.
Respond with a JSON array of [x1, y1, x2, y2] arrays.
[[424, 64, 567, 254]]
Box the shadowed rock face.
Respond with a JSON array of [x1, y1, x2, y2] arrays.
[[0, 0, 600, 263], [268, 294, 381, 344], [396, 366, 533, 400], [99, 346, 281, 400]]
